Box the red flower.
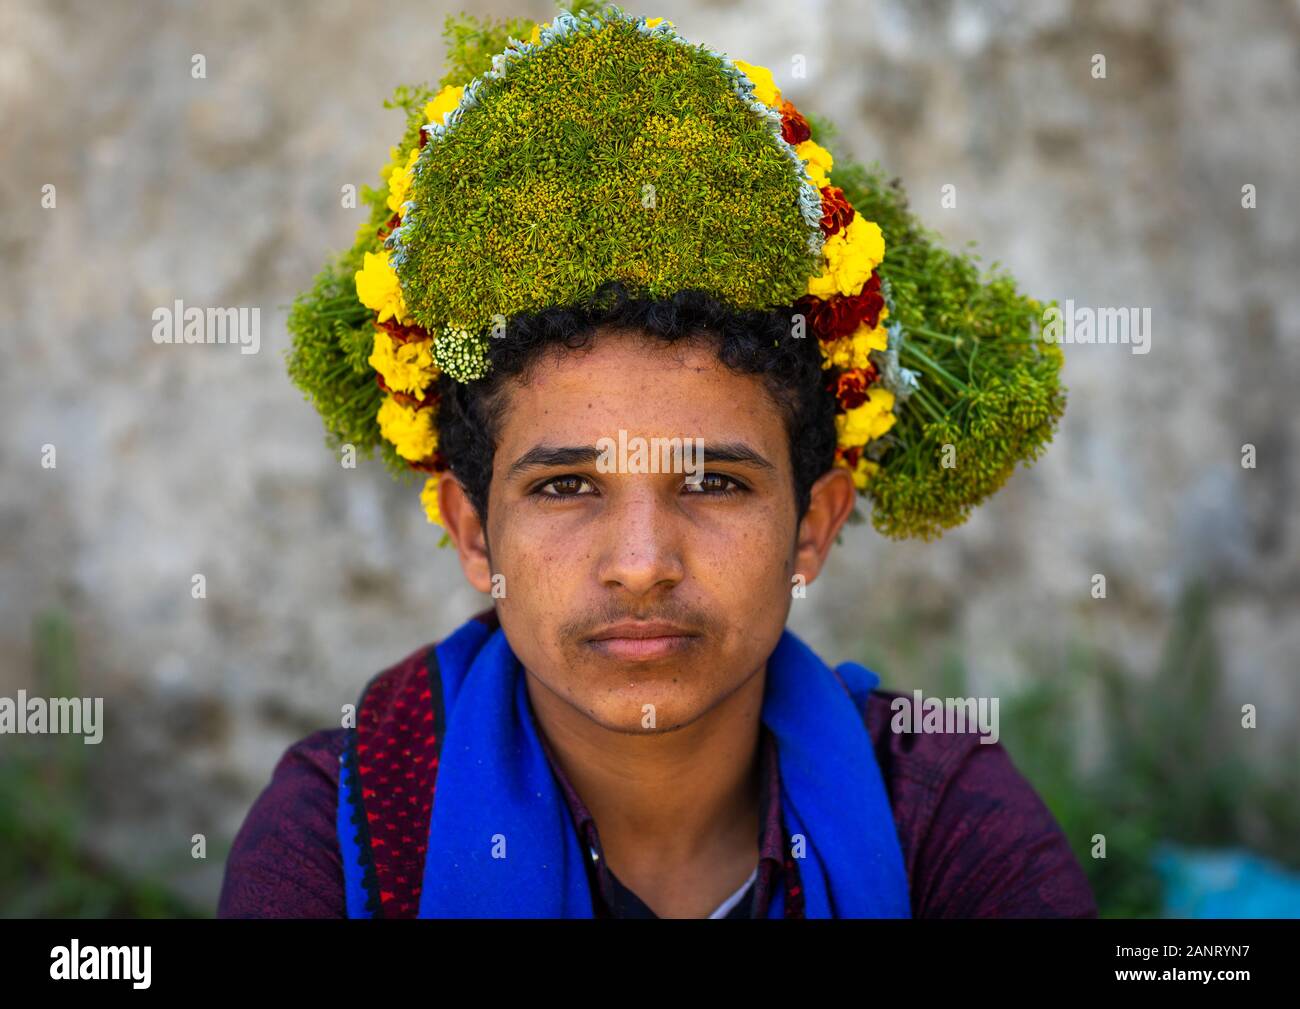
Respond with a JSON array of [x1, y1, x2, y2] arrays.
[[375, 372, 440, 411], [837, 444, 863, 468], [797, 271, 885, 341], [780, 98, 811, 146], [376, 212, 402, 242], [819, 185, 855, 239], [376, 316, 430, 345], [833, 367, 879, 410], [410, 448, 449, 475]]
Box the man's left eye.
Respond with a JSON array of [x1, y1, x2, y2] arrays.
[[684, 473, 744, 494]]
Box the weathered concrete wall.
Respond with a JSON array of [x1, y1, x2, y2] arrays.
[[1, 0, 1296, 910]]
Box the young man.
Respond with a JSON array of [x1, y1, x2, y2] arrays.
[[222, 7, 1087, 918], [220, 303, 1094, 919]]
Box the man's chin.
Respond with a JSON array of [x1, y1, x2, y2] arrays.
[[582, 702, 711, 736], [572, 676, 718, 735]]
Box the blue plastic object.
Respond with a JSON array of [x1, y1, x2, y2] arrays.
[[1152, 843, 1300, 918]]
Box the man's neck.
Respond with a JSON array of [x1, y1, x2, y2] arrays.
[[524, 661, 767, 917]]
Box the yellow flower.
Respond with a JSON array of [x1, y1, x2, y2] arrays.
[[806, 215, 886, 299], [734, 59, 781, 109], [420, 473, 444, 527], [841, 453, 881, 491], [795, 139, 832, 188], [355, 250, 410, 325], [368, 329, 439, 396], [644, 17, 672, 29], [853, 457, 881, 490], [385, 146, 421, 216], [835, 386, 897, 447], [377, 395, 438, 462], [820, 321, 890, 370], [423, 84, 465, 127]]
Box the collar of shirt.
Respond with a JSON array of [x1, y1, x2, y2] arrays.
[[535, 722, 788, 918]]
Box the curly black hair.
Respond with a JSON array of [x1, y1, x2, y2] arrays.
[[434, 280, 840, 527]]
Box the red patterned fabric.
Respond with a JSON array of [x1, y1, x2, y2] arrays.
[[349, 644, 443, 918]]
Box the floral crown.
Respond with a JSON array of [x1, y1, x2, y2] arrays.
[[287, 2, 1066, 542]]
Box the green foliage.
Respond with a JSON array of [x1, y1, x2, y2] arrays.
[[437, 2, 622, 92], [384, 83, 439, 162], [284, 1, 608, 472], [285, 80, 436, 480], [0, 612, 203, 917], [830, 155, 1067, 540], [397, 14, 818, 336], [1001, 582, 1300, 916], [438, 9, 543, 88], [285, 247, 380, 454], [288, 3, 1067, 537], [849, 581, 1299, 917]]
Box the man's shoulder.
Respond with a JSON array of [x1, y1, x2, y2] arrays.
[[859, 687, 994, 850], [279, 725, 349, 777], [265, 628, 454, 783], [350, 640, 440, 724], [218, 722, 350, 917], [863, 688, 986, 754], [860, 686, 1059, 826], [860, 687, 1097, 917], [217, 620, 489, 918]]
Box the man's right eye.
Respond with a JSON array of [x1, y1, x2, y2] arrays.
[[535, 476, 596, 498]]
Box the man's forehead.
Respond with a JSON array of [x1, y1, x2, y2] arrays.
[[524, 326, 724, 383], [494, 330, 785, 445]]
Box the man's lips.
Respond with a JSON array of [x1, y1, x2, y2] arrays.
[[584, 621, 701, 662]]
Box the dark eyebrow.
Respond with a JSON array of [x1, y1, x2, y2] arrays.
[[505, 440, 776, 480]]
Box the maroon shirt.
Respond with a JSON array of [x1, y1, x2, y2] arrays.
[[541, 721, 799, 917], [219, 634, 1097, 919]]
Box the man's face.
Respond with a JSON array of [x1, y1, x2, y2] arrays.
[[445, 326, 849, 734]]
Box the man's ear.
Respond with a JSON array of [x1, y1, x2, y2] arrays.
[[793, 466, 858, 588], [438, 473, 492, 594]]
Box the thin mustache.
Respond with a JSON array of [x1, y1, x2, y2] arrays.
[[567, 609, 709, 640]]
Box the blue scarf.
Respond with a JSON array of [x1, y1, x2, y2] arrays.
[[343, 614, 911, 918]]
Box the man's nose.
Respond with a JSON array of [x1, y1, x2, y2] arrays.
[[594, 489, 685, 595]]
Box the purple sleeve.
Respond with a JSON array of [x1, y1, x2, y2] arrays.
[[906, 740, 1098, 918], [866, 692, 1097, 918], [217, 728, 347, 918]]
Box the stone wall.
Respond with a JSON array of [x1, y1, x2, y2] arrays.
[[1, 0, 1296, 910]]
